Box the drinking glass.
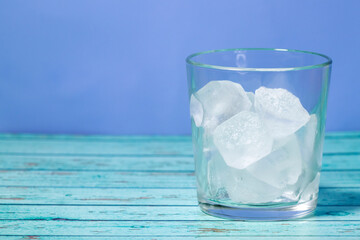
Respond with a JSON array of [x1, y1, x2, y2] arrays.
[[186, 48, 332, 220]]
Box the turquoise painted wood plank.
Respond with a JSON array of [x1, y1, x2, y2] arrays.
[[0, 170, 197, 188], [0, 220, 359, 236], [0, 134, 191, 142], [321, 154, 360, 170], [0, 187, 196, 205], [0, 131, 357, 141], [0, 170, 359, 188], [3, 237, 360, 240], [1, 205, 359, 221], [0, 155, 194, 171], [324, 138, 360, 153], [0, 135, 358, 156], [0, 133, 358, 238], [0, 139, 193, 156], [325, 131, 360, 138], [0, 154, 359, 171], [0, 187, 359, 206]]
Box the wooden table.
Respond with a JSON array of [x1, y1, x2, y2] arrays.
[[0, 133, 359, 239]]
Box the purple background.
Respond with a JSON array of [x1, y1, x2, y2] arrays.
[[0, 0, 359, 135]]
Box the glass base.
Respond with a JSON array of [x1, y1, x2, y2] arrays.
[[199, 198, 317, 220]]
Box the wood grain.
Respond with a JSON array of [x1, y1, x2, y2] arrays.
[[0, 154, 359, 171], [0, 133, 359, 238], [3, 237, 360, 240], [0, 205, 359, 221], [0, 170, 359, 188], [0, 134, 358, 157], [0, 220, 360, 236], [0, 187, 360, 206]]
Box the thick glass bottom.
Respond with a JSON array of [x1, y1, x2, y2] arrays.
[[199, 198, 317, 220]]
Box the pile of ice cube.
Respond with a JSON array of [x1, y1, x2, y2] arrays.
[[190, 80, 319, 204]]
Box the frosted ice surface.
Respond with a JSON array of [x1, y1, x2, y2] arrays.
[[272, 134, 294, 151], [254, 87, 310, 139], [300, 173, 320, 202], [190, 95, 203, 127], [225, 167, 282, 204], [296, 114, 318, 165], [194, 80, 252, 131], [247, 92, 255, 104], [207, 153, 227, 198], [247, 134, 302, 189], [207, 155, 282, 204], [295, 114, 320, 192], [213, 111, 273, 169], [246, 91, 255, 111]]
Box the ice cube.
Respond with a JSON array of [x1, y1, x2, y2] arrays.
[[247, 91, 255, 104], [247, 134, 302, 189], [207, 153, 228, 198], [192, 127, 208, 196], [194, 80, 252, 131], [226, 169, 283, 204], [190, 95, 203, 127], [207, 155, 282, 204], [213, 111, 273, 169], [300, 173, 320, 202], [295, 114, 320, 193], [246, 91, 255, 111], [296, 114, 319, 165], [254, 87, 310, 139]]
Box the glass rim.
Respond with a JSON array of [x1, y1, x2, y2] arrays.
[[186, 48, 332, 72]]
